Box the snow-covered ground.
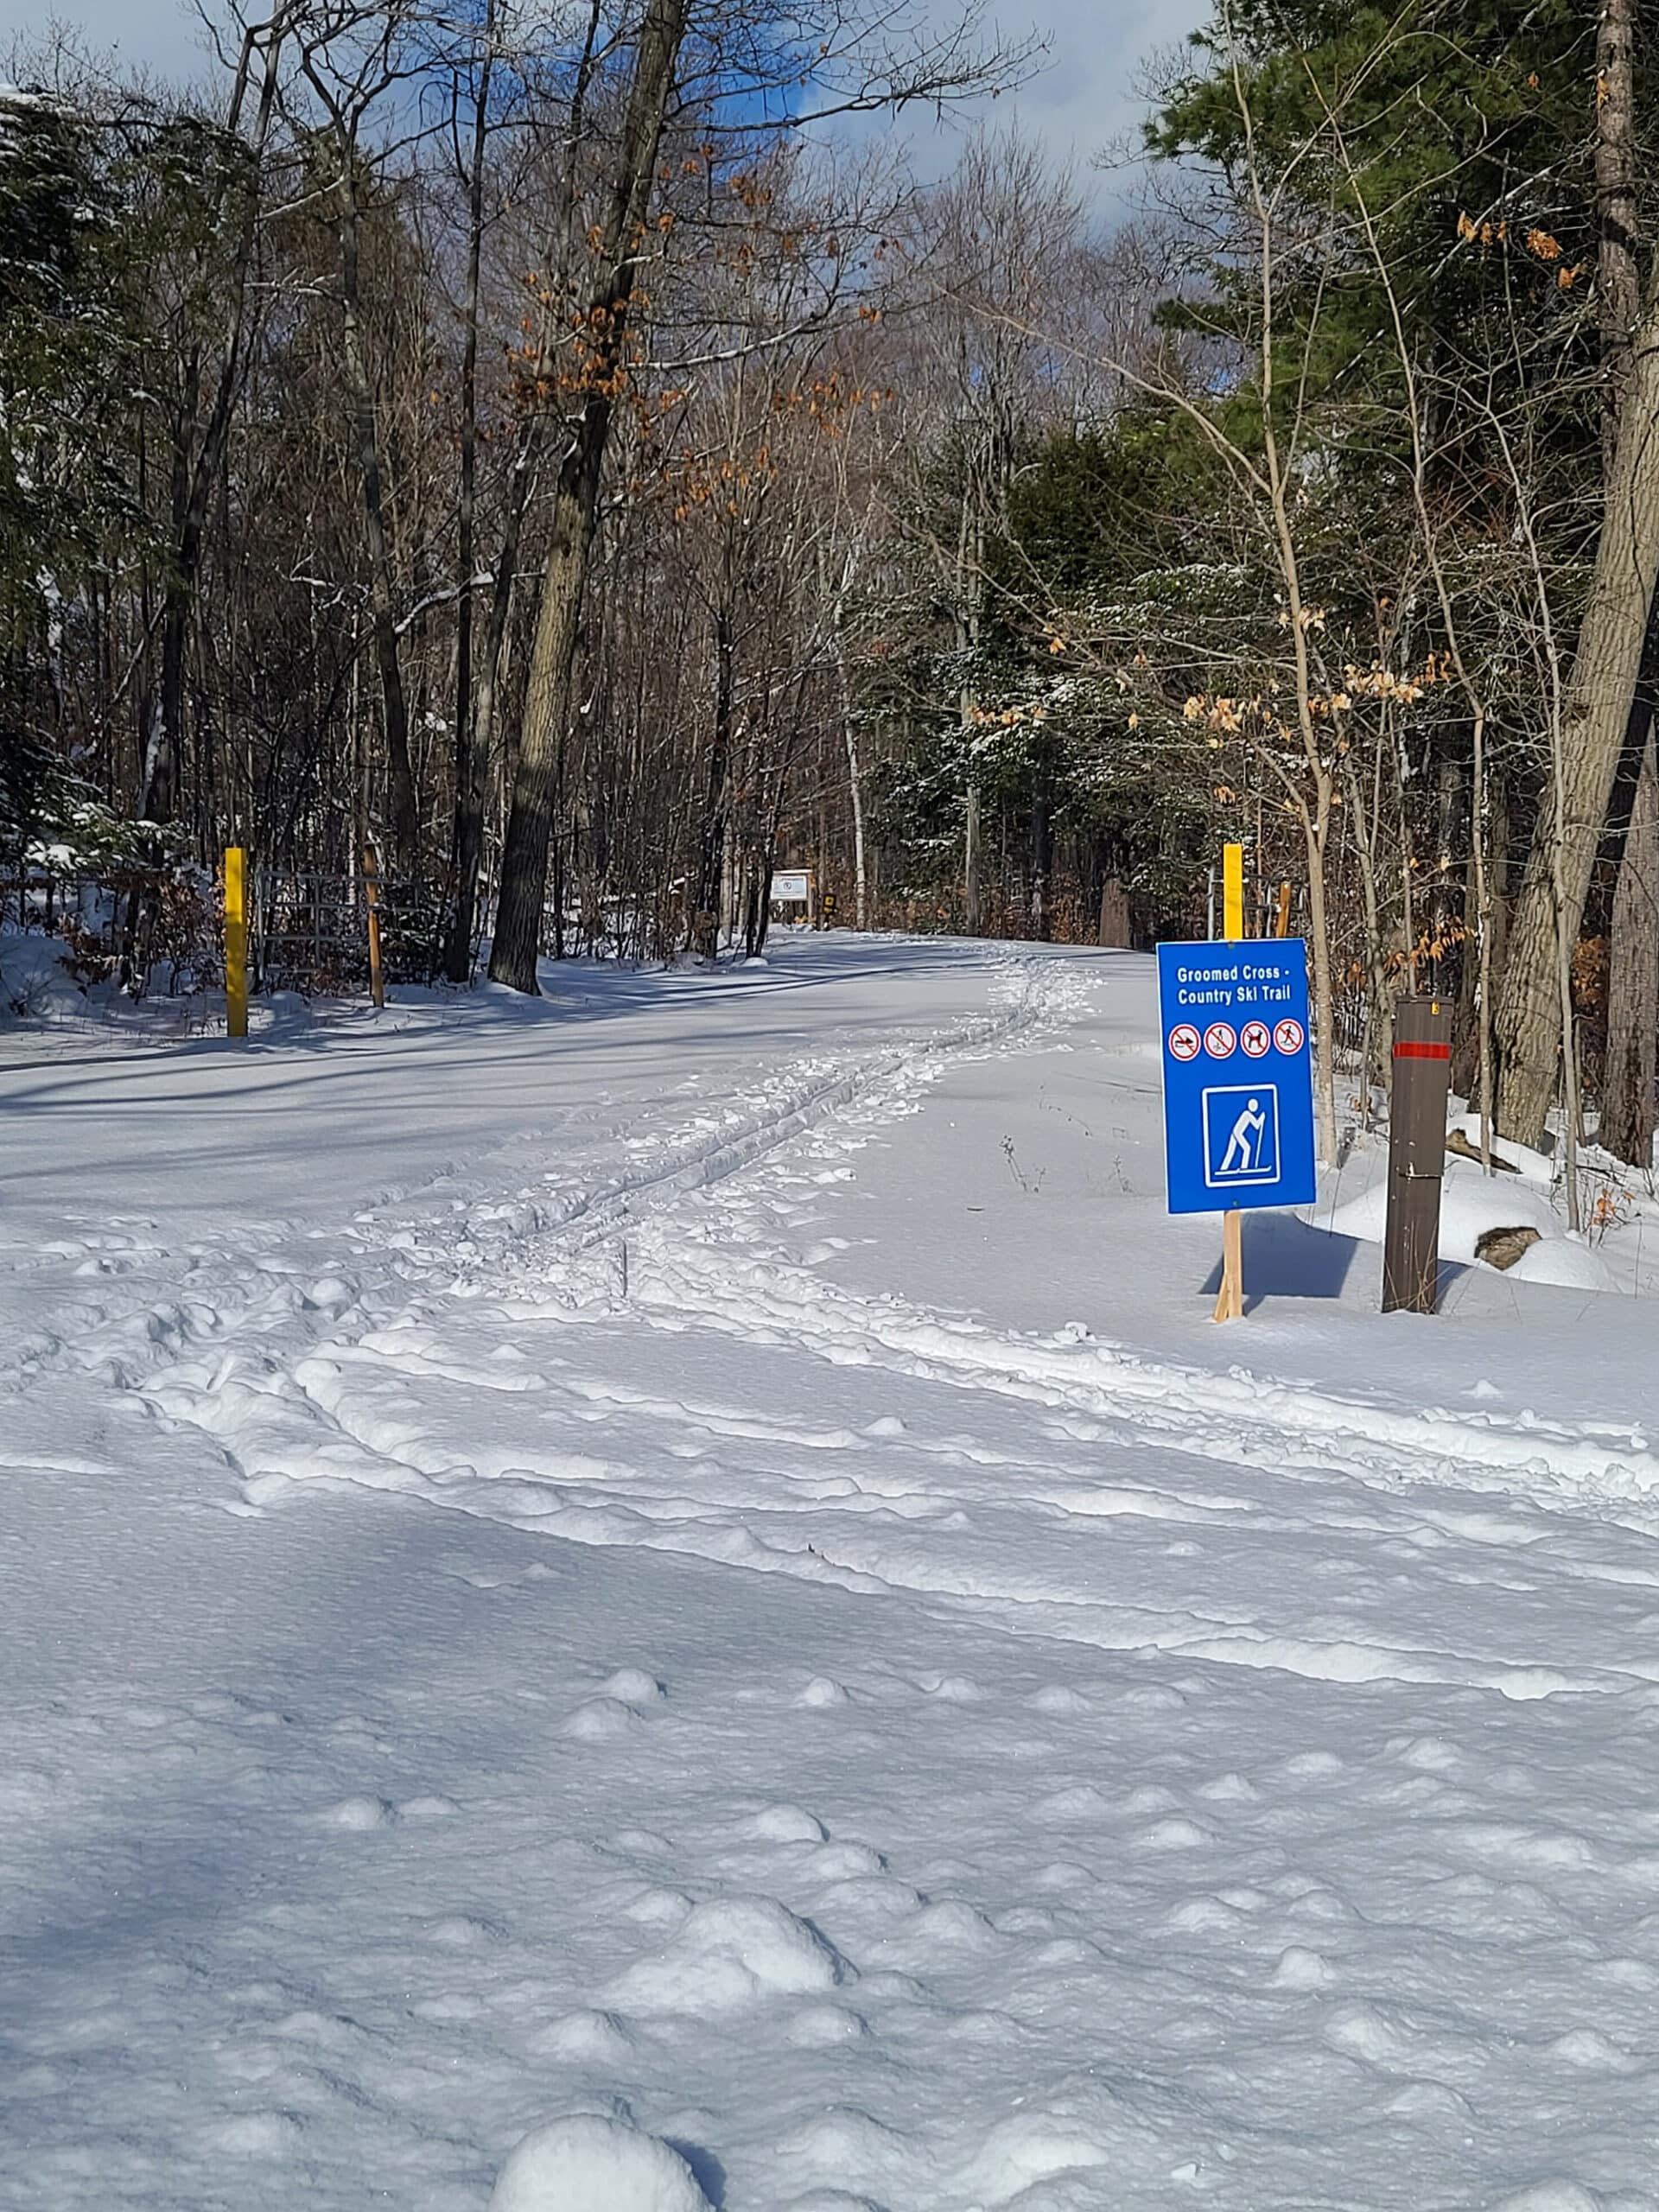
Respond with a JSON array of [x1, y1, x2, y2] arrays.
[[7, 935, 1659, 2210]]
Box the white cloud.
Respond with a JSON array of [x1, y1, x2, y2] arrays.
[[18, 0, 1207, 208], [835, 0, 1207, 213]]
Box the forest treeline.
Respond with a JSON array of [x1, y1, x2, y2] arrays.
[[4, 0, 1659, 1179]]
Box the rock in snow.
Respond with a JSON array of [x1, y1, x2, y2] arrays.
[[488, 2115, 711, 2212]]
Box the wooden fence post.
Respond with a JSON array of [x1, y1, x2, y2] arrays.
[[225, 846, 248, 1039], [363, 843, 385, 1010], [1213, 840, 1247, 1322]]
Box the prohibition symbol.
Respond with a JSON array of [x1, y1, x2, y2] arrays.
[[1168, 1023, 1201, 1062], [1204, 1021, 1237, 1058], [1274, 1017, 1306, 1054], [1241, 1020, 1270, 1058]]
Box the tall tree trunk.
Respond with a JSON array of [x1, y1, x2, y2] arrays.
[[957, 497, 984, 935], [334, 178, 419, 866], [1029, 787, 1051, 941], [143, 19, 284, 833], [1594, 0, 1657, 1159], [963, 781, 982, 934], [443, 0, 495, 982], [1097, 872, 1131, 949], [830, 629, 868, 930], [1598, 0, 1641, 462], [1603, 728, 1659, 1162], [693, 601, 735, 956], [1495, 285, 1659, 1145], [489, 0, 690, 993]]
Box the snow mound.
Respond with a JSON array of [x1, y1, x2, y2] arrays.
[[1507, 1237, 1618, 1291], [598, 1667, 666, 1703], [1029, 1684, 1090, 1714], [561, 1696, 642, 1740], [1450, 1115, 1554, 1185], [963, 2112, 1116, 2205], [609, 1893, 849, 2014], [489, 2114, 711, 2212], [1269, 1945, 1335, 1990], [798, 1675, 852, 1707], [739, 1802, 828, 1842], [1, 929, 87, 1023], [808, 1840, 884, 1878], [317, 1794, 396, 1830], [1325, 1160, 1617, 1291], [530, 2010, 637, 2063]]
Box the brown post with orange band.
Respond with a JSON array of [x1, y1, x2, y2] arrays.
[[1382, 996, 1453, 1314]]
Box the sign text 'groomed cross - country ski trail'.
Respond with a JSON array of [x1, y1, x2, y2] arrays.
[[1157, 939, 1317, 1214]]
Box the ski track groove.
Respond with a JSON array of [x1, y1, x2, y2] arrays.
[[1, 952, 1061, 1411], [27, 942, 1659, 1707]]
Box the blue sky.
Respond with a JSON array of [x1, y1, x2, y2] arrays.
[[23, 0, 1205, 203]]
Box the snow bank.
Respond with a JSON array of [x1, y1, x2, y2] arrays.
[[0, 927, 86, 1022], [489, 2115, 711, 2212], [1450, 1113, 1554, 1185], [1325, 1160, 1617, 1292]]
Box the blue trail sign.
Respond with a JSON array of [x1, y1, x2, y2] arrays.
[[1157, 940, 1316, 1214]]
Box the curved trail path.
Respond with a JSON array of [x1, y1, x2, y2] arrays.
[[5, 936, 1659, 2210]]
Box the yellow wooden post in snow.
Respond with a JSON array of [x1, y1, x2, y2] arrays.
[[224, 846, 248, 1040], [1222, 840, 1244, 943], [1213, 840, 1246, 1322], [363, 842, 385, 1010]]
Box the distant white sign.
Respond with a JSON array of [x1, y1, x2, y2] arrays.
[[772, 871, 811, 904]]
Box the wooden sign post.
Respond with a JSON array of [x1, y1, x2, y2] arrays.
[[363, 843, 385, 1010], [1381, 996, 1452, 1313], [1214, 840, 1245, 1321], [224, 846, 249, 1040], [1159, 899, 1317, 1324]]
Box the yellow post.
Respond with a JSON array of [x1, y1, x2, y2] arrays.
[[224, 846, 248, 1040], [363, 842, 385, 1010], [1212, 1210, 1244, 1322], [1223, 841, 1244, 941], [1215, 840, 1246, 1321]]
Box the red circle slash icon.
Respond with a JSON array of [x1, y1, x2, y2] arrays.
[[1274, 1017, 1306, 1054], [1204, 1021, 1237, 1058], [1168, 1023, 1200, 1062], [1241, 1020, 1271, 1058]]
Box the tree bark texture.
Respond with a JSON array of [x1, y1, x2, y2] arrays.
[[443, 0, 495, 982], [144, 21, 283, 830], [335, 175, 419, 865], [489, 0, 690, 993], [1495, 291, 1659, 1146], [1604, 729, 1659, 1162], [1598, 0, 1641, 461]]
